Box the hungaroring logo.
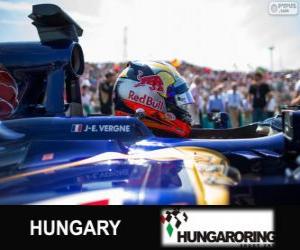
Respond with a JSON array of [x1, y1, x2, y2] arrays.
[[161, 209, 275, 247], [160, 209, 188, 237]]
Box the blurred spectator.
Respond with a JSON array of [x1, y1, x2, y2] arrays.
[[226, 82, 242, 128], [189, 76, 203, 126], [98, 71, 116, 115], [266, 92, 277, 118], [242, 92, 252, 125], [81, 80, 93, 115], [291, 79, 300, 105], [207, 85, 225, 113], [249, 72, 271, 122]]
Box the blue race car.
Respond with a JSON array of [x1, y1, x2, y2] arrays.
[[0, 4, 299, 205]]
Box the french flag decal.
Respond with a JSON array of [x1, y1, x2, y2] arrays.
[[71, 124, 83, 133]]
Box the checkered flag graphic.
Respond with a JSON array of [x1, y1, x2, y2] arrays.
[[161, 209, 188, 236]]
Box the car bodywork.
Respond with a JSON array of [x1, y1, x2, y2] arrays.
[[0, 4, 300, 205]]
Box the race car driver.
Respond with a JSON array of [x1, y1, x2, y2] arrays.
[[113, 61, 194, 138], [0, 66, 18, 119]]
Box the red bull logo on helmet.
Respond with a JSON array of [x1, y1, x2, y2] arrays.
[[128, 90, 164, 111], [134, 75, 164, 94]]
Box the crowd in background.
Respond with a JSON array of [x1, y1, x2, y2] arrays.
[[79, 60, 300, 128]]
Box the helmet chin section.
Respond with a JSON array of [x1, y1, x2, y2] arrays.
[[144, 117, 191, 138]]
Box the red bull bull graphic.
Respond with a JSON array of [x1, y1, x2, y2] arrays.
[[134, 75, 164, 93], [0, 70, 18, 119], [128, 90, 164, 111]]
